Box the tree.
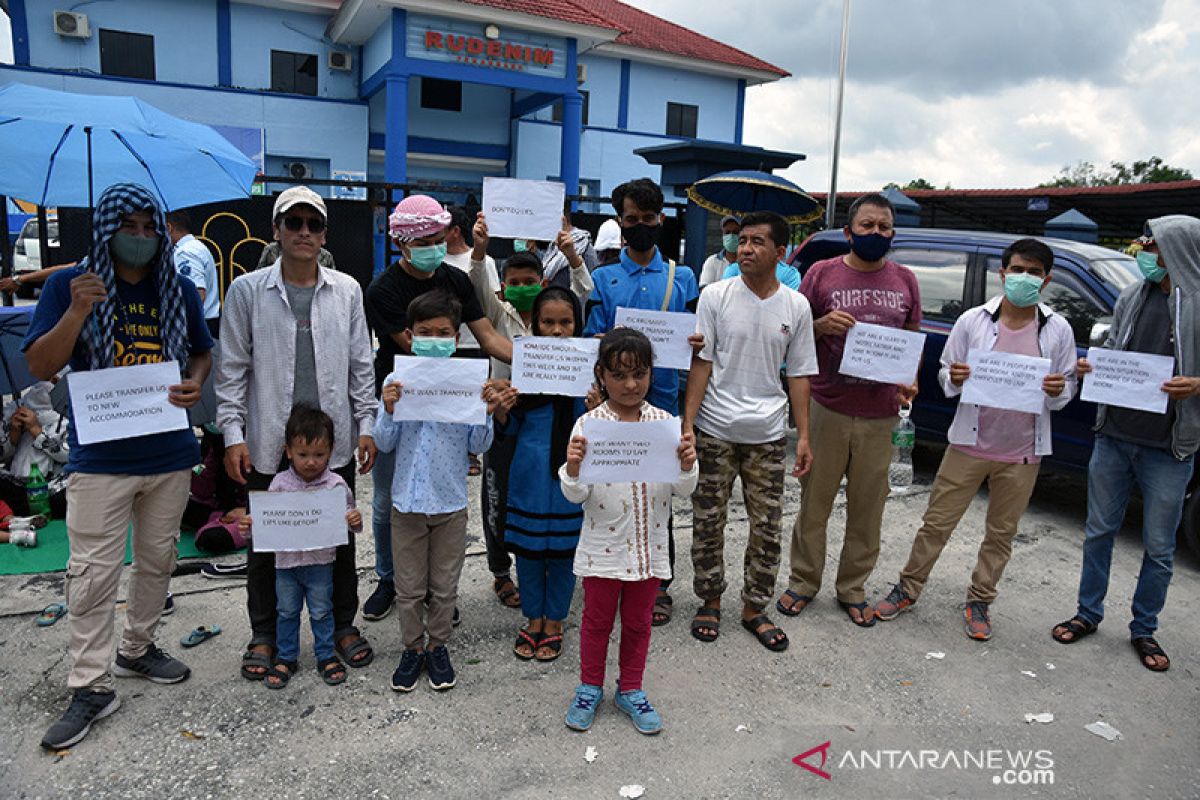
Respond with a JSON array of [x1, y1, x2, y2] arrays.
[[1041, 157, 1193, 187], [883, 178, 938, 191]]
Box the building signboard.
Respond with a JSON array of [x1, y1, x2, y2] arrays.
[[407, 13, 567, 78]]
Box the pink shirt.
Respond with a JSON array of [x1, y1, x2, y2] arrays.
[[801, 256, 922, 418], [956, 319, 1040, 464], [268, 466, 360, 569]]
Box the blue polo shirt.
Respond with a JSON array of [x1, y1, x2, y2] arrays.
[[584, 247, 699, 413], [722, 261, 802, 291]]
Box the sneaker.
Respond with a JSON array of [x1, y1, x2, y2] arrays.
[[426, 645, 456, 691], [162, 592, 175, 617], [9, 514, 48, 530], [964, 601, 992, 641], [112, 645, 191, 684], [40, 689, 121, 750], [876, 584, 916, 621], [362, 581, 396, 621], [615, 688, 663, 735], [565, 684, 604, 732], [390, 649, 425, 692], [8, 527, 37, 547], [200, 561, 248, 580]]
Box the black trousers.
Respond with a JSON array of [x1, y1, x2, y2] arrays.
[[480, 431, 516, 578]]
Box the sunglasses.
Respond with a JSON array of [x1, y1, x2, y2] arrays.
[[282, 216, 326, 233]]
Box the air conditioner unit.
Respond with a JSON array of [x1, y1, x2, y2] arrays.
[[328, 51, 352, 72], [53, 11, 90, 38], [283, 161, 314, 180], [576, 63, 587, 84]]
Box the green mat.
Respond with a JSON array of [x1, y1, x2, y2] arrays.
[[0, 518, 229, 576]]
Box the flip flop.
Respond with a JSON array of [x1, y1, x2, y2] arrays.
[[180, 625, 222, 648], [36, 602, 67, 627], [775, 589, 812, 617], [838, 600, 877, 628], [535, 633, 564, 662]]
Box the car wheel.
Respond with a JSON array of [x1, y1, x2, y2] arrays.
[[1178, 488, 1200, 561]]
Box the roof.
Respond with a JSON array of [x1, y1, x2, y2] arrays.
[[455, 0, 616, 30]]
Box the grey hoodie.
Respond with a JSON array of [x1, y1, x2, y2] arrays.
[[1095, 214, 1200, 459]]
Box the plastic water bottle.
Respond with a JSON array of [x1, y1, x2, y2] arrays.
[[889, 404, 915, 494], [27, 464, 51, 517]]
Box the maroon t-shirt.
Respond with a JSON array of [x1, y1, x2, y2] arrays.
[[801, 255, 922, 418]]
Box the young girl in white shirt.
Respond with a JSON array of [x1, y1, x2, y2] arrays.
[[559, 328, 698, 735]]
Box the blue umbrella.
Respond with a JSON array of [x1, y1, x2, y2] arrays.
[[0, 306, 40, 396], [0, 83, 258, 210], [687, 170, 824, 225]]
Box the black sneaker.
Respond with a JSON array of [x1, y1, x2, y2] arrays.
[[113, 645, 191, 684], [162, 592, 175, 617], [426, 645, 456, 691], [41, 689, 120, 750], [200, 561, 248, 580], [362, 581, 396, 621], [391, 649, 425, 692]]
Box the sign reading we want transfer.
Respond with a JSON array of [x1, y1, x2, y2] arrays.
[[68, 362, 190, 445], [391, 355, 489, 425]]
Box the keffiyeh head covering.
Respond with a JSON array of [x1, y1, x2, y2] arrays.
[[388, 194, 452, 242], [79, 183, 191, 371]]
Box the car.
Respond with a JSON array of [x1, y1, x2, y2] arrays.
[[11, 216, 59, 297]]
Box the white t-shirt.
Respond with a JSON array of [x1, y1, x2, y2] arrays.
[[443, 249, 498, 350], [695, 276, 818, 444], [699, 250, 733, 287]]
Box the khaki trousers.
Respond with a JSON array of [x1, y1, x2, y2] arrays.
[[390, 508, 467, 651], [787, 401, 895, 604], [64, 470, 191, 691], [899, 446, 1040, 604]]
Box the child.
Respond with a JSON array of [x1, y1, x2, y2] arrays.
[[239, 405, 362, 689], [374, 291, 513, 692], [495, 287, 587, 662], [560, 328, 698, 735]]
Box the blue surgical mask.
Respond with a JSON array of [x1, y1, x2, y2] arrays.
[[110, 232, 160, 268], [1003, 272, 1044, 308], [722, 233, 739, 253], [411, 336, 456, 358], [848, 231, 892, 262], [407, 243, 447, 273], [1136, 250, 1167, 283]]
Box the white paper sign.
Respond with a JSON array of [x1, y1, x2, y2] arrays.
[[614, 308, 696, 370], [249, 487, 348, 553], [961, 348, 1051, 414], [512, 336, 600, 397], [1081, 347, 1175, 414], [482, 177, 565, 241], [68, 362, 190, 445], [839, 322, 926, 385], [578, 417, 682, 485], [391, 356, 488, 425]]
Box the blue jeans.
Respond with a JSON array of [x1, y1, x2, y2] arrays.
[[371, 446, 397, 582], [1076, 435, 1194, 638], [275, 563, 335, 663], [515, 556, 576, 621]]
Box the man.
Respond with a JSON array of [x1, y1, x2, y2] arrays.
[[217, 186, 378, 678], [684, 211, 817, 652], [166, 210, 221, 338], [699, 215, 741, 287], [593, 218, 622, 269], [875, 239, 1076, 640], [778, 193, 921, 627], [442, 205, 499, 362], [585, 177, 700, 626], [1052, 216, 1200, 672], [27, 183, 213, 749], [362, 194, 514, 620], [542, 201, 598, 289]]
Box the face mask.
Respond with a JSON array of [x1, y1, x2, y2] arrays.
[[110, 232, 160, 268], [1003, 272, 1044, 308], [1136, 250, 1167, 283], [848, 231, 892, 262], [513, 240, 528, 253], [504, 284, 542, 312], [411, 336, 456, 358], [722, 233, 739, 253], [624, 222, 660, 253], [407, 243, 447, 273]]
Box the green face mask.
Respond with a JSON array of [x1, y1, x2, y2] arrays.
[[503, 283, 542, 312], [110, 232, 160, 268], [513, 240, 528, 253]]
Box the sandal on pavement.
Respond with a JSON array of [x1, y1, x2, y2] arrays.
[[335, 635, 374, 668], [36, 602, 67, 627], [180, 625, 222, 648], [839, 600, 877, 628], [690, 606, 721, 643], [263, 660, 298, 690], [493, 576, 521, 609], [776, 589, 812, 617], [1132, 637, 1170, 672], [514, 628, 542, 660], [651, 591, 674, 627], [318, 657, 348, 685], [1051, 616, 1097, 644], [535, 633, 564, 662], [742, 614, 789, 652], [240, 645, 274, 680]]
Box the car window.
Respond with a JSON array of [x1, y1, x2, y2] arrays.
[[986, 257, 1106, 347], [892, 248, 969, 323]]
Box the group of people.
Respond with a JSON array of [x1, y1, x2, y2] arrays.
[[24, 174, 1200, 751]]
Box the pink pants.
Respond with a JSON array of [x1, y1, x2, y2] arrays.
[[579, 575, 659, 691]]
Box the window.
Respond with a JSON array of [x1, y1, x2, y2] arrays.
[[271, 50, 318, 96], [99, 29, 155, 80], [987, 258, 1105, 347], [420, 78, 462, 111], [551, 91, 590, 125], [893, 248, 970, 323], [666, 102, 698, 137]]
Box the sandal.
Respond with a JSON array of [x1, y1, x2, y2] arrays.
[[839, 600, 877, 628], [514, 628, 542, 661], [180, 625, 222, 648], [493, 576, 521, 609], [335, 635, 374, 668], [1051, 616, 1097, 644], [776, 589, 812, 617], [36, 602, 67, 627], [651, 591, 674, 627], [535, 633, 564, 662], [318, 657, 348, 685], [742, 613, 789, 652], [240, 645, 274, 680], [1132, 637, 1170, 672], [263, 659, 298, 690], [690, 606, 721, 643]]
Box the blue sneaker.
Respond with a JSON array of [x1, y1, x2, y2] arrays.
[[390, 649, 424, 692], [615, 688, 663, 735], [565, 684, 604, 731]]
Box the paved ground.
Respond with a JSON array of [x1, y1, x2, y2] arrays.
[[1, 445, 1198, 799]]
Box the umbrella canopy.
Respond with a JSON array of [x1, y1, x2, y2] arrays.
[[0, 83, 258, 210], [0, 306, 41, 396], [687, 170, 823, 225]]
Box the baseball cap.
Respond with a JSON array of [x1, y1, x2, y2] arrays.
[[273, 186, 327, 221], [720, 215, 741, 228]]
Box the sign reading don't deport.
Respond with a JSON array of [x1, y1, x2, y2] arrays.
[[407, 13, 567, 78]]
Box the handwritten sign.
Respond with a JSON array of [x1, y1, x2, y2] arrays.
[[961, 349, 1051, 414], [481, 177, 565, 241], [249, 487, 348, 552], [839, 322, 926, 385], [614, 308, 696, 370], [1081, 347, 1175, 414], [68, 362, 190, 445], [512, 336, 600, 396], [578, 416, 682, 485], [391, 356, 488, 425]]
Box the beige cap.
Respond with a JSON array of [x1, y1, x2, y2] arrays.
[[273, 186, 327, 220]]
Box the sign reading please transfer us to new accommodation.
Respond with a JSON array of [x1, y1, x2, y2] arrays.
[[1080, 347, 1175, 414], [512, 336, 600, 397], [578, 417, 682, 485], [390, 356, 489, 425], [68, 361, 190, 445], [481, 177, 565, 241], [960, 348, 1052, 415], [614, 308, 696, 370], [838, 322, 926, 385], [248, 487, 348, 552]]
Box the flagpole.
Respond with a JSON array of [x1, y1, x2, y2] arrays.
[[825, 0, 851, 229]]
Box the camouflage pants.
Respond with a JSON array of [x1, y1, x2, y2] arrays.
[[691, 430, 786, 610]]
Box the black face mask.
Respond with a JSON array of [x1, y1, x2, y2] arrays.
[[624, 222, 660, 253]]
